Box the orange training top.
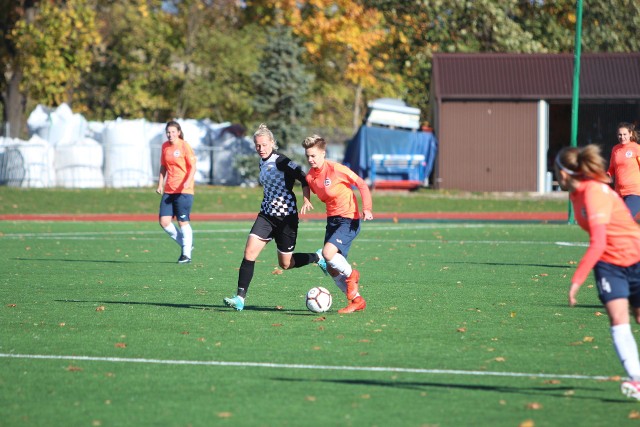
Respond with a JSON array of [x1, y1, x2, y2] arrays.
[[161, 139, 196, 195], [306, 160, 372, 219], [570, 179, 640, 284], [607, 142, 640, 197]]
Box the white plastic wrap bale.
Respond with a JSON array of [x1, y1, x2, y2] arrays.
[[0, 135, 55, 187], [55, 138, 105, 188], [27, 103, 88, 146], [102, 118, 153, 188]]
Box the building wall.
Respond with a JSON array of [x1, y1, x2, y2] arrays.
[[435, 101, 538, 192]]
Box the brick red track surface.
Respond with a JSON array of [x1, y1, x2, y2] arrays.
[[0, 212, 568, 222]]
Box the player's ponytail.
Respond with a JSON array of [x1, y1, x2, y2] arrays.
[[556, 145, 609, 184]]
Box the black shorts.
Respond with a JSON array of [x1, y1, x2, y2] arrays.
[[249, 213, 299, 254]]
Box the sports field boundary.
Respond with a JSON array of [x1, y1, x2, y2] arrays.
[[0, 212, 568, 222]]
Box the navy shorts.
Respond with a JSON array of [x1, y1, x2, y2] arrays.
[[623, 195, 640, 219], [249, 213, 299, 253], [324, 216, 360, 259], [159, 193, 193, 221], [593, 260, 640, 307]]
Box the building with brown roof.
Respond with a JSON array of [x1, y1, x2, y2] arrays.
[[429, 53, 640, 192]]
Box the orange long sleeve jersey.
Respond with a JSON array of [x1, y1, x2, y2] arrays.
[[570, 179, 640, 285], [306, 161, 372, 219]]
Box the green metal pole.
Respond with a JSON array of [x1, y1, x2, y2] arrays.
[[568, 0, 583, 224]]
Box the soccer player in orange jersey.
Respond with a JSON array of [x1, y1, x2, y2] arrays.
[[156, 121, 197, 264], [555, 144, 640, 400], [301, 135, 373, 314], [607, 122, 640, 218]]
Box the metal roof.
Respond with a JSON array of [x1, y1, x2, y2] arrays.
[[432, 53, 640, 101]]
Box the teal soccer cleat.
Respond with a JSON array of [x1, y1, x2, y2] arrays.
[[223, 295, 245, 311], [316, 249, 328, 275]]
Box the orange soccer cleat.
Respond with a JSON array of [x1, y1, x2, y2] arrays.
[[338, 296, 366, 314], [345, 269, 360, 301]]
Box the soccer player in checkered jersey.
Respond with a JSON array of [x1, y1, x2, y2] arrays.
[[556, 144, 640, 400], [301, 134, 373, 314], [156, 120, 196, 264], [223, 124, 327, 311]]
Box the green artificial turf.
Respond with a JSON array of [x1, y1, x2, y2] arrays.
[[0, 186, 567, 215], [2, 219, 639, 426]]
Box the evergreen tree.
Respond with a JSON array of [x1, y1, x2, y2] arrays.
[[252, 25, 313, 148]]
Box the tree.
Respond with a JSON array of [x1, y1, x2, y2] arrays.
[[11, 0, 100, 110], [252, 25, 314, 148], [1, 0, 36, 137]]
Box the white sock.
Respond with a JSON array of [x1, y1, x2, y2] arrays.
[[611, 324, 640, 381], [333, 274, 347, 294], [181, 223, 193, 258], [163, 223, 183, 247], [327, 253, 353, 277]]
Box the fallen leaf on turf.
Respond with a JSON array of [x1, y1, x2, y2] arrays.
[[272, 269, 283, 275], [563, 390, 575, 396], [583, 336, 594, 342], [312, 346, 322, 350], [312, 317, 326, 322], [114, 342, 126, 348], [543, 379, 561, 384], [96, 306, 105, 312], [197, 337, 205, 342], [271, 323, 283, 327], [494, 357, 506, 362], [275, 305, 284, 310], [526, 402, 543, 410], [66, 365, 83, 372], [7, 304, 16, 307], [359, 339, 370, 343], [59, 322, 65, 327], [539, 273, 548, 277], [181, 331, 189, 335], [306, 396, 316, 402], [361, 394, 371, 399], [595, 312, 603, 316], [519, 420, 535, 427], [457, 327, 467, 333], [629, 410, 640, 419], [510, 312, 516, 318], [217, 412, 232, 418]]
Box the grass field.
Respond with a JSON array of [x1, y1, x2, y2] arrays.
[[2, 217, 640, 426]]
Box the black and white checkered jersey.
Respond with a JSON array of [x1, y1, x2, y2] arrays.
[[259, 152, 308, 217]]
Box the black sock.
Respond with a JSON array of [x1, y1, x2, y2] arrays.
[[237, 258, 255, 298], [292, 252, 317, 268]]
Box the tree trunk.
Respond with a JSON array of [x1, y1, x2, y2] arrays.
[[2, 68, 25, 138]]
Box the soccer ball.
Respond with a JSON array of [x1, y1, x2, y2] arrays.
[[306, 286, 332, 313]]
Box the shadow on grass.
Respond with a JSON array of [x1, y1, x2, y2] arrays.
[[273, 377, 627, 403], [55, 299, 311, 313], [13, 257, 179, 264], [445, 260, 570, 269]]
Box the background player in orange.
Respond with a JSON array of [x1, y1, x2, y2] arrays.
[[156, 120, 196, 263], [301, 134, 373, 314], [607, 122, 640, 218], [223, 124, 326, 311], [555, 144, 640, 400]]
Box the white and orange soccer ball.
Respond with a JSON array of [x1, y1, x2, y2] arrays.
[[305, 286, 332, 313]]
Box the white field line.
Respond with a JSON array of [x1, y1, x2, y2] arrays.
[[0, 353, 611, 381], [1, 224, 588, 247]]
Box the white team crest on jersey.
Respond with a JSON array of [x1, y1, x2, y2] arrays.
[[324, 178, 331, 187], [626, 150, 633, 158], [173, 150, 181, 158]]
